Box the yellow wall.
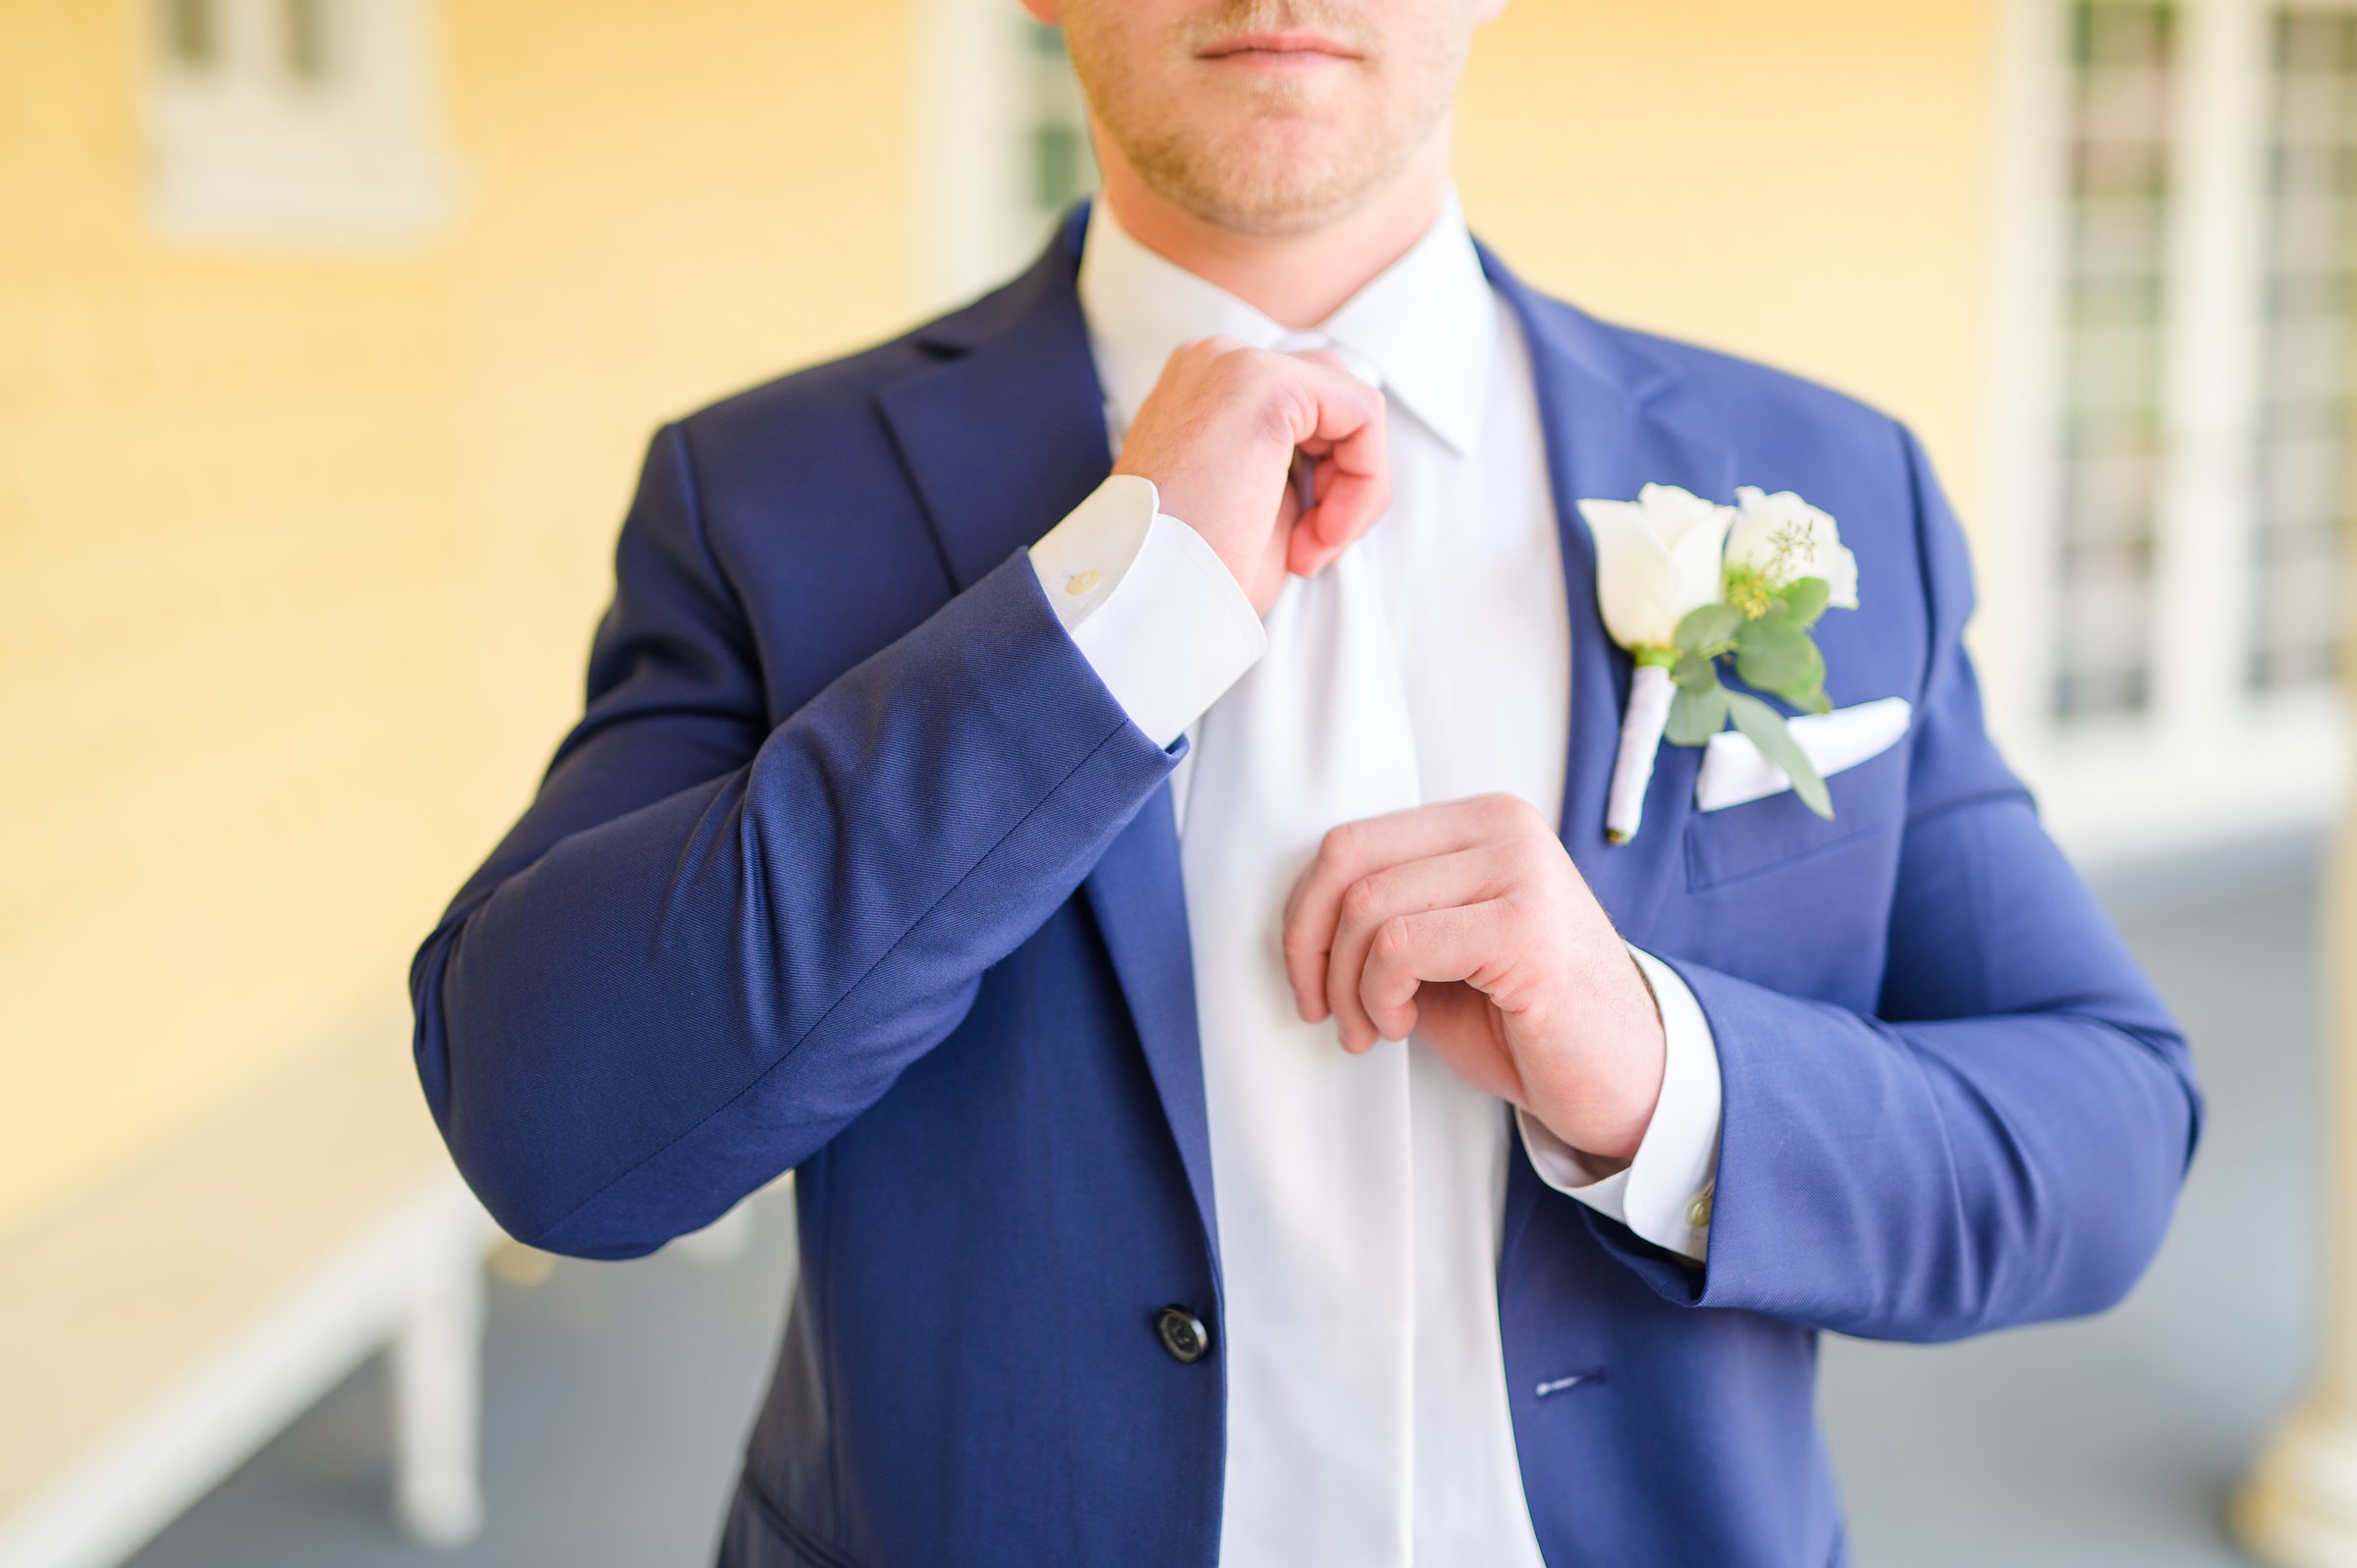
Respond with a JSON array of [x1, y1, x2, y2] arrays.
[[443, 3, 915, 779], [0, 0, 911, 1245], [1, 0, 2003, 1246], [1456, 0, 2000, 523]]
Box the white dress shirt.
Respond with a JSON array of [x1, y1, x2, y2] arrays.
[[1024, 187, 1723, 1562]]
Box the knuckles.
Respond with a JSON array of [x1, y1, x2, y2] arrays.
[[1316, 820, 1364, 871], [1339, 876, 1386, 931], [1367, 915, 1416, 971], [1478, 790, 1548, 837]]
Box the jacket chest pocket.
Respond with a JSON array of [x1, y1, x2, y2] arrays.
[[1680, 735, 1910, 892]]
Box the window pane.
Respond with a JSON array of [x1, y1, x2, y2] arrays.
[[2056, 0, 2179, 723], [1022, 24, 1094, 219], [2251, 7, 2357, 695], [162, 0, 217, 69], [285, 0, 331, 83]]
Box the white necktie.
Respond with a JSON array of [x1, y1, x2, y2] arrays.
[[1172, 333, 1429, 1563]]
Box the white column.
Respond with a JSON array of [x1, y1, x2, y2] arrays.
[[390, 1251, 487, 1546], [670, 1199, 756, 1265], [2232, 766, 2357, 1560]]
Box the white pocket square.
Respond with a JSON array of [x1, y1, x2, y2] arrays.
[[1694, 695, 1913, 812]]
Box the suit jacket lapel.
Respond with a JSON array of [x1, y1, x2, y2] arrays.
[[874, 207, 1114, 592], [1476, 240, 1736, 953], [874, 202, 1226, 1273]]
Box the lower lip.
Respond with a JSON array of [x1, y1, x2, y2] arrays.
[[1202, 47, 1353, 73]]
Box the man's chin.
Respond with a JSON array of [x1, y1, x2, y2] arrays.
[[1168, 149, 1381, 233], [1171, 181, 1363, 238]]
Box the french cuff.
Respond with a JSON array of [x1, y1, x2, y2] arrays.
[[1516, 943, 1723, 1264], [1024, 473, 1268, 751]]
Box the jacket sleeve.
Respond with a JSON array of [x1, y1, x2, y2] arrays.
[[1576, 417, 2206, 1341], [408, 421, 1183, 1259]]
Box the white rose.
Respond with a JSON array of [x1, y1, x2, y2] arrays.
[[1577, 482, 1738, 652], [1727, 485, 1859, 609]]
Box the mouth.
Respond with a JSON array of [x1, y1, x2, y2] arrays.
[[1196, 29, 1361, 70]]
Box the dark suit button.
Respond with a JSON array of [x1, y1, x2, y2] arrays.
[[1156, 1304, 1210, 1363]]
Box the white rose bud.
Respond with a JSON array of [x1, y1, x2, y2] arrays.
[[1578, 482, 1738, 652], [1727, 485, 1859, 609]]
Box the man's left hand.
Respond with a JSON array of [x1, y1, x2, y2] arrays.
[[1279, 791, 1667, 1165]]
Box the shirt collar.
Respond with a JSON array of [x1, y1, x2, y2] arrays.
[[1075, 183, 1498, 457]]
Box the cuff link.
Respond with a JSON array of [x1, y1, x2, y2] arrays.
[[1065, 568, 1102, 596], [1685, 1178, 1715, 1231]]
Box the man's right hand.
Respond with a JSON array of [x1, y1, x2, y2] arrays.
[[1111, 335, 1392, 619]]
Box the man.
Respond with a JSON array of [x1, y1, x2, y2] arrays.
[[408, 2, 2204, 1563]]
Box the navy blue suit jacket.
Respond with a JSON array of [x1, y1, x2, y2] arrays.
[[410, 197, 2203, 1567]]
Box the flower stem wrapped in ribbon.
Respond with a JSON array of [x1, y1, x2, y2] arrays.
[[1578, 482, 1860, 843]]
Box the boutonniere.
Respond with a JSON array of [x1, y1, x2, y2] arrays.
[[1578, 483, 1860, 843]]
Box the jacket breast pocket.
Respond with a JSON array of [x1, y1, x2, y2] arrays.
[[1680, 714, 1912, 892]]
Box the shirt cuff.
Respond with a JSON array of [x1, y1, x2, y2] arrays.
[[1024, 473, 1268, 751], [1516, 943, 1722, 1263]]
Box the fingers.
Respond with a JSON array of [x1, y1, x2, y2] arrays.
[[1267, 351, 1391, 572], [1287, 447, 1363, 575], [1321, 842, 1521, 1053], [1119, 335, 1390, 606], [1358, 900, 1514, 1047], [1280, 792, 1552, 1031]]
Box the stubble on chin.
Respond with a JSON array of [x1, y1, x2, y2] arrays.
[[1124, 91, 1405, 238]]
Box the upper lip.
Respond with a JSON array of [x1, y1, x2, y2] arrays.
[[1198, 29, 1358, 58]]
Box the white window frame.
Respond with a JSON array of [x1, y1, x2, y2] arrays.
[[910, 0, 1093, 315], [1986, 0, 2351, 864], [137, 0, 452, 246]]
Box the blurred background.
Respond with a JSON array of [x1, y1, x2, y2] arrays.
[[0, 0, 2347, 1564]]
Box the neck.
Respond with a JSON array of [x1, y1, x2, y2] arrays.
[[1090, 125, 1455, 329]]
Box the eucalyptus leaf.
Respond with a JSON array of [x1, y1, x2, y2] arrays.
[[1723, 688, 1834, 819], [1674, 602, 1745, 653], [1665, 682, 1728, 746], [1733, 618, 1825, 699], [1672, 650, 1718, 691], [1781, 575, 1832, 625]]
